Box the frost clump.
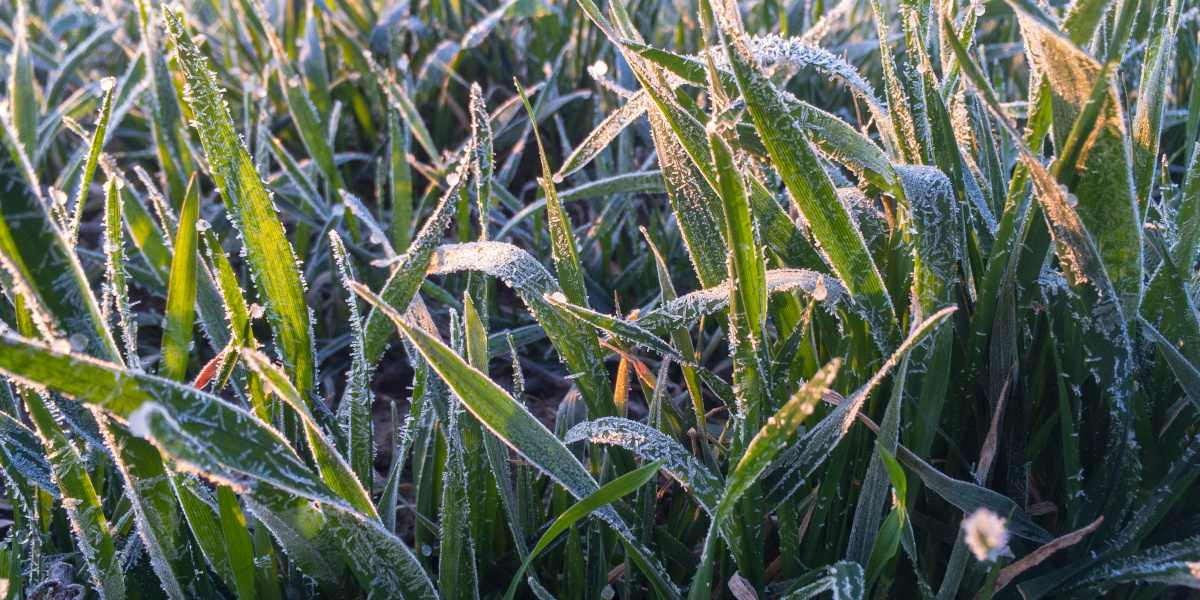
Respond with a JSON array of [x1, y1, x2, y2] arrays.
[[962, 508, 1009, 562]]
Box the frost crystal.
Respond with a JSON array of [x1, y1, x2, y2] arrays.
[[962, 508, 1009, 562]]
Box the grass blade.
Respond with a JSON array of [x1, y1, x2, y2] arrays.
[[164, 7, 316, 398]]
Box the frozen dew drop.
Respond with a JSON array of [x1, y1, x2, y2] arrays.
[[100, 77, 115, 92], [331, 204, 346, 217], [1065, 193, 1079, 208], [975, 2, 985, 16], [813, 275, 828, 301], [601, 585, 615, 600], [69, 333, 89, 353], [396, 55, 410, 71], [113, 177, 125, 190], [551, 173, 564, 184], [50, 187, 68, 206], [591, 60, 608, 77], [446, 172, 461, 186], [421, 544, 433, 557]]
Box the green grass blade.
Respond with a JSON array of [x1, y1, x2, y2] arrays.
[[69, 77, 116, 244], [159, 174, 199, 382], [217, 485, 258, 600], [1131, 0, 1180, 208], [8, 2, 39, 169], [164, 7, 316, 398], [0, 333, 339, 506], [102, 177, 139, 368], [516, 82, 590, 307], [329, 232, 375, 488]]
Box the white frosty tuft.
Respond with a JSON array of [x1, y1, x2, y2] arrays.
[[962, 508, 1009, 562]]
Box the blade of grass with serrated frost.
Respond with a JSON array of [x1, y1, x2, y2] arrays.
[[160, 174, 199, 382], [646, 110, 729, 287], [690, 361, 840, 600], [355, 284, 682, 600], [716, 8, 897, 351], [565, 418, 721, 512], [421, 241, 615, 418], [504, 459, 664, 600], [362, 159, 469, 362], [69, 78, 116, 244], [556, 92, 651, 179], [329, 232, 374, 488], [635, 269, 845, 335], [439, 404, 480, 600], [23, 389, 124, 600], [0, 156, 119, 360], [516, 83, 589, 306], [163, 8, 315, 398], [102, 178, 140, 368], [711, 129, 768, 429]]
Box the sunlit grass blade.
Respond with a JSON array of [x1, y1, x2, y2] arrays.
[[164, 6, 316, 398], [160, 173, 199, 381]]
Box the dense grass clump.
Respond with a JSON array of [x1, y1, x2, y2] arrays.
[[0, 0, 1198, 597]]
